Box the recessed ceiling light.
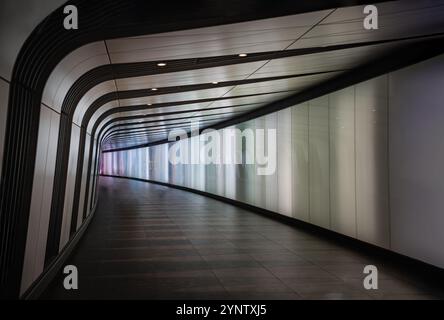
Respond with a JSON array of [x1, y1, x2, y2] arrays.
[[212, 81, 219, 84], [238, 53, 247, 57], [151, 88, 157, 91], [148, 103, 152, 106], [157, 62, 166, 67]]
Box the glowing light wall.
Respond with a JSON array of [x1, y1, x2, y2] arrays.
[[101, 54, 444, 268]]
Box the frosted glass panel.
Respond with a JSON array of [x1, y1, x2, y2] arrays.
[[291, 103, 309, 221], [277, 109, 292, 217], [329, 87, 356, 237], [308, 96, 330, 228], [355, 76, 390, 248]]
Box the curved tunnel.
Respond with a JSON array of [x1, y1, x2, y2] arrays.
[[1, 0, 444, 299]]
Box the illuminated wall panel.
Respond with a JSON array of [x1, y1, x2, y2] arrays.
[[329, 86, 356, 237], [223, 127, 237, 200], [355, 76, 390, 248], [216, 161, 225, 198], [308, 96, 330, 228], [236, 121, 256, 206], [264, 113, 278, 213], [204, 129, 223, 196], [277, 109, 292, 217], [253, 118, 266, 209], [291, 102, 309, 222], [389, 54, 444, 268]]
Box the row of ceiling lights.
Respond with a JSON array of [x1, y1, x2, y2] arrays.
[[120, 54, 251, 137], [155, 53, 248, 68], [148, 53, 248, 101]]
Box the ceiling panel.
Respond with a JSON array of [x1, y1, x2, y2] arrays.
[[100, 104, 255, 134], [117, 86, 234, 107], [108, 117, 225, 137], [208, 91, 294, 109], [105, 10, 331, 63], [106, 118, 225, 142], [250, 43, 402, 79], [103, 113, 247, 149], [103, 102, 258, 127], [224, 73, 340, 97], [106, 112, 246, 134], [289, 2, 444, 49], [101, 110, 248, 149], [114, 61, 266, 91]]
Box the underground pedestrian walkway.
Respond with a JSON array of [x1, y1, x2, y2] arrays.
[[42, 177, 444, 300]]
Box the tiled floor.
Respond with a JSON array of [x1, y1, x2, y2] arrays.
[[42, 176, 444, 300]]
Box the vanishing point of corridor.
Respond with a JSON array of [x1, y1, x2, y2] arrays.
[[43, 177, 444, 300]]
